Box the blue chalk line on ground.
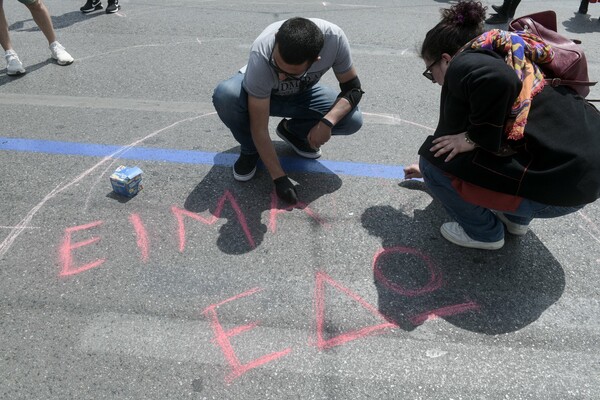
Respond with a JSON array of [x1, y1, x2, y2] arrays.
[[0, 137, 406, 179]]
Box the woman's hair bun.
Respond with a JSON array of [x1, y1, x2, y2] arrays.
[[441, 0, 487, 27]]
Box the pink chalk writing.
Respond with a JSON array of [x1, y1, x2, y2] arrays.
[[55, 214, 483, 384], [268, 192, 328, 232], [372, 246, 481, 326], [409, 302, 481, 325], [57, 190, 332, 277], [54, 203, 484, 386], [171, 190, 255, 252], [372, 246, 443, 297], [314, 271, 396, 350], [203, 287, 292, 383], [59, 220, 106, 277], [128, 213, 149, 263]]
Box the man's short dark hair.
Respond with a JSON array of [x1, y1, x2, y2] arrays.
[[275, 17, 324, 65]]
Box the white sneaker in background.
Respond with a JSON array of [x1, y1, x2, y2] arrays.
[[49, 41, 74, 65], [5, 50, 26, 75]]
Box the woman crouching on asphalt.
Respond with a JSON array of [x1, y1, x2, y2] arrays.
[[404, 0, 600, 250]]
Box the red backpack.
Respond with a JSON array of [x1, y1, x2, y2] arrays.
[[509, 10, 597, 98]]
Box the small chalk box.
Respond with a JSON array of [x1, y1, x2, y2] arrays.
[[110, 165, 143, 197]]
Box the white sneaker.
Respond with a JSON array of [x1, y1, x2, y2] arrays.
[[49, 41, 74, 65], [5, 50, 26, 75], [494, 211, 529, 236], [440, 222, 504, 250]]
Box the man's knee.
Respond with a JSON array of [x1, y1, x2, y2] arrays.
[[212, 81, 232, 112], [335, 109, 363, 135], [212, 77, 244, 114], [347, 110, 363, 134]]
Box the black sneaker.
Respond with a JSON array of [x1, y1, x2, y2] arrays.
[[491, 4, 504, 14], [233, 153, 260, 182], [276, 119, 321, 159], [80, 0, 103, 13], [106, 0, 120, 13]]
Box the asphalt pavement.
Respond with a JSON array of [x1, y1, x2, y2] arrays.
[[1, 0, 599, 399]]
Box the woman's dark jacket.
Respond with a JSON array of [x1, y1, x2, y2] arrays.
[[418, 49, 600, 206]]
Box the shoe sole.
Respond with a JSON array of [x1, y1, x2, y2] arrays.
[[7, 69, 26, 76], [233, 166, 256, 182], [106, 6, 121, 13], [440, 225, 504, 250], [81, 6, 103, 13], [276, 126, 321, 159], [53, 57, 74, 66]]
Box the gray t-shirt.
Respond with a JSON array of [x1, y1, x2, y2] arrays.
[[241, 18, 353, 98]]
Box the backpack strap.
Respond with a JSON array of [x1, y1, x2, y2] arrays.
[[545, 78, 598, 87], [545, 79, 600, 101]]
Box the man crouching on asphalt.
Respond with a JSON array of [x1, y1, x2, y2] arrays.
[[213, 17, 364, 204]]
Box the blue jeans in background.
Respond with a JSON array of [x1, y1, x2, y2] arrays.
[[212, 72, 363, 155], [419, 157, 583, 242]]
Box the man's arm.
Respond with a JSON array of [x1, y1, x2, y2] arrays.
[[307, 66, 363, 149], [326, 66, 360, 124], [248, 94, 298, 204], [247, 94, 285, 180]]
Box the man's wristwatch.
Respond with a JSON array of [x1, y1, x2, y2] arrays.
[[320, 117, 334, 128]]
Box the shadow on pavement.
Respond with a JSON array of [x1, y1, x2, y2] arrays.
[[361, 181, 565, 335], [563, 12, 600, 33], [0, 59, 53, 86], [184, 146, 342, 255], [8, 10, 104, 32]]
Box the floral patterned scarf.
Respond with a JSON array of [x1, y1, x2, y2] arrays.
[[469, 29, 554, 140]]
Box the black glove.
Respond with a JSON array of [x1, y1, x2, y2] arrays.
[[273, 175, 298, 204]]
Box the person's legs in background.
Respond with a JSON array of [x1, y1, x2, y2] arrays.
[[1, 0, 26, 75], [0, 0, 12, 51], [21, 0, 73, 65], [80, 0, 103, 13], [80, 0, 120, 14], [486, 0, 522, 24], [23, 0, 55, 44], [105, 0, 120, 14]]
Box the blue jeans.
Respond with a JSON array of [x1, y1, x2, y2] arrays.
[[212, 73, 363, 154], [419, 157, 583, 242]]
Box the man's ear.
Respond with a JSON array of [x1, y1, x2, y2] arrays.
[[441, 53, 453, 63]]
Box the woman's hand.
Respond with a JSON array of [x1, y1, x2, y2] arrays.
[[430, 132, 477, 162], [403, 163, 422, 179]]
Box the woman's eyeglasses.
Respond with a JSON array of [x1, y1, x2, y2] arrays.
[[422, 57, 442, 82]]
